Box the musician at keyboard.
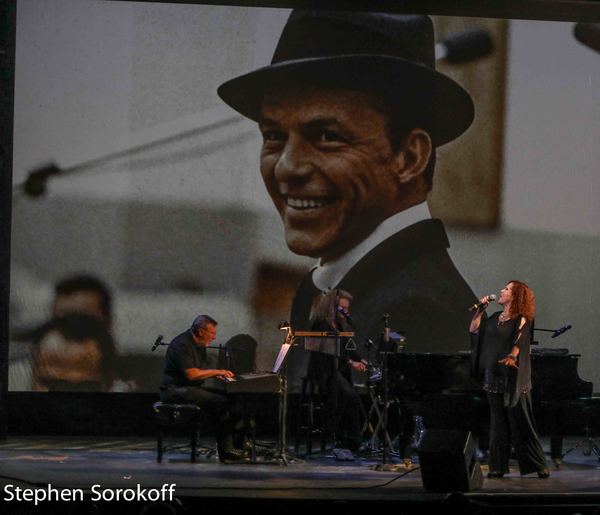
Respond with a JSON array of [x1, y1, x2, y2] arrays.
[[159, 314, 249, 463], [307, 289, 367, 457]]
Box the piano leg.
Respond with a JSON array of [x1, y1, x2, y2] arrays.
[[396, 402, 415, 461], [546, 401, 565, 468], [550, 431, 564, 469], [249, 416, 257, 463]]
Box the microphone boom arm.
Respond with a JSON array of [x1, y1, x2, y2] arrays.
[[534, 325, 572, 338]]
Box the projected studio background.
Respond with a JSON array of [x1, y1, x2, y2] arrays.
[[8, 0, 600, 393]]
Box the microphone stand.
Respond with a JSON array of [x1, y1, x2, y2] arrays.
[[276, 327, 295, 465], [342, 314, 395, 460], [372, 315, 407, 472], [206, 345, 246, 370], [216, 344, 232, 372], [381, 314, 392, 466], [362, 332, 378, 452], [534, 326, 572, 338]]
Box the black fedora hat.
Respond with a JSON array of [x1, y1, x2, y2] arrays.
[[217, 10, 474, 147]]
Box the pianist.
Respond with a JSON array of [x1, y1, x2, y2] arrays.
[[159, 314, 249, 463], [308, 290, 366, 458], [470, 281, 549, 479]]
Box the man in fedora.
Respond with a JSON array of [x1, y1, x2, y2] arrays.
[[218, 10, 478, 357]]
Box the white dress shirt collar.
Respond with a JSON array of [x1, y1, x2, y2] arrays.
[[312, 202, 431, 291]]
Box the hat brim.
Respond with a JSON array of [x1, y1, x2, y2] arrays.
[[217, 55, 474, 147]]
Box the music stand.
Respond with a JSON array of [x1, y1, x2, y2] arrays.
[[295, 331, 355, 358], [272, 322, 294, 465]]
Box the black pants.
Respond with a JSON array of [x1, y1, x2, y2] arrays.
[[486, 391, 547, 475], [384, 400, 415, 459], [160, 386, 244, 450], [320, 371, 362, 450]]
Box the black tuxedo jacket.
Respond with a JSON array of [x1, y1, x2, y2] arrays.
[[291, 219, 478, 354]]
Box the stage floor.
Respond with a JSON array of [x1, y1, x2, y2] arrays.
[[0, 435, 599, 514]]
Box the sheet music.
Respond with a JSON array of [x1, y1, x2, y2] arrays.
[[272, 343, 291, 374], [303, 336, 341, 356]]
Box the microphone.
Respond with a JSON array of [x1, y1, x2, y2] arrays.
[[435, 28, 494, 64], [22, 163, 62, 198], [574, 23, 600, 54], [468, 294, 496, 312], [336, 305, 353, 322], [551, 325, 572, 338], [151, 335, 164, 352]]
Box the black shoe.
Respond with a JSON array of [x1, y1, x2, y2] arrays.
[[487, 471, 505, 479], [538, 468, 550, 479], [353, 443, 371, 456], [332, 448, 355, 461], [219, 448, 251, 463]]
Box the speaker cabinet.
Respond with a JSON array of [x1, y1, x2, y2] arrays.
[[417, 429, 483, 492]]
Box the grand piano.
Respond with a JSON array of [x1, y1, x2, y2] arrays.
[[380, 348, 592, 456], [383, 349, 592, 396]]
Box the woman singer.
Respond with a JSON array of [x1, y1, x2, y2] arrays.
[[470, 280, 549, 478]]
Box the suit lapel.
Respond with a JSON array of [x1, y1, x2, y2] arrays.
[[339, 219, 450, 292]]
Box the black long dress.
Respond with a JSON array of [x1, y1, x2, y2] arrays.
[[473, 311, 547, 475], [308, 316, 363, 451]]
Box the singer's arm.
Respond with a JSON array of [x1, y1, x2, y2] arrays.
[[469, 297, 490, 333], [346, 346, 366, 372]]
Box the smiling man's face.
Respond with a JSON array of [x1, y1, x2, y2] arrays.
[[259, 87, 405, 263]]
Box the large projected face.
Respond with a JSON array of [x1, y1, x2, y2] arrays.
[[259, 87, 412, 263], [9, 3, 600, 395]]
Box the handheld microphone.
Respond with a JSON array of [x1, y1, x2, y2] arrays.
[[551, 325, 572, 338], [151, 335, 164, 352], [469, 294, 496, 312], [336, 305, 353, 322], [22, 162, 62, 198]]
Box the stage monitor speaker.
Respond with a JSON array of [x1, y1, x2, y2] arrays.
[[417, 429, 483, 492]]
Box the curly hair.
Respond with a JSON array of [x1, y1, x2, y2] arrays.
[[506, 280, 536, 321]]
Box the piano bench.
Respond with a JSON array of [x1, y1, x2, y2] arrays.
[[152, 401, 213, 463]]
